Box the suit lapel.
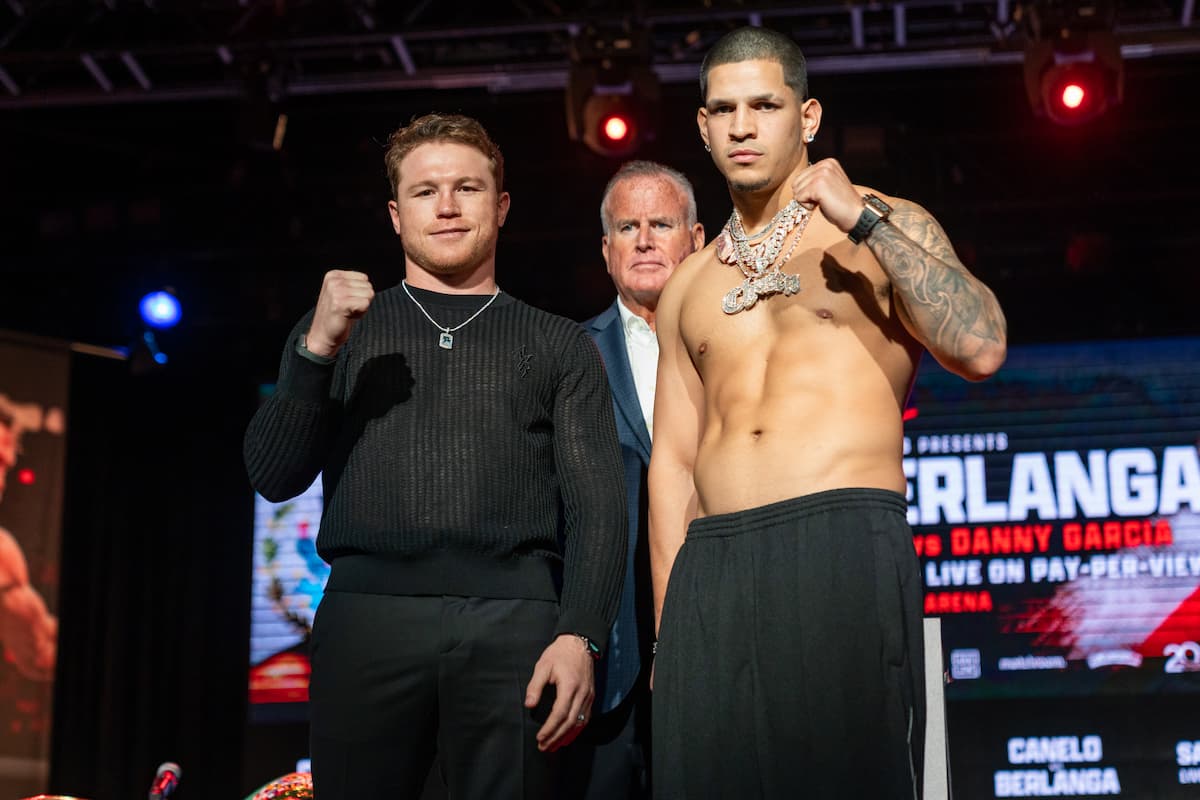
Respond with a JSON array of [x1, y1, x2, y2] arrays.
[[590, 304, 653, 463]]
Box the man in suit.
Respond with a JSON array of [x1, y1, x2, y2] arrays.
[[563, 161, 704, 798]]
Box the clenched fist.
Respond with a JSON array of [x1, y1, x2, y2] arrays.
[[790, 158, 867, 233], [305, 270, 375, 358]]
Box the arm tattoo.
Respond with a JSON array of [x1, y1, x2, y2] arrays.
[[867, 202, 1006, 366]]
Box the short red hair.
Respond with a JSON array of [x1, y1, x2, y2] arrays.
[[384, 113, 505, 198]]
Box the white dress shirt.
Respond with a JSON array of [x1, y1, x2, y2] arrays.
[[616, 299, 659, 439]]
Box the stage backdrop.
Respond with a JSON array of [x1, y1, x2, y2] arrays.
[[247, 336, 1200, 796], [0, 331, 68, 798], [911, 336, 1200, 798]]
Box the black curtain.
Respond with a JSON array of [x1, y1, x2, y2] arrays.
[[50, 346, 255, 800]]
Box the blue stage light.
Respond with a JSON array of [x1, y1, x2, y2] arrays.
[[141, 330, 169, 367], [139, 291, 182, 329]]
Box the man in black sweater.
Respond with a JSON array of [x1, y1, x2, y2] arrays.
[[244, 113, 627, 800]]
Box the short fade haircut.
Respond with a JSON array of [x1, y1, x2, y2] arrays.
[[699, 26, 809, 104], [600, 160, 699, 236], [384, 113, 505, 199]]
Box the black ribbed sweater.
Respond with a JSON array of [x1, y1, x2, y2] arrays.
[[244, 284, 627, 651]]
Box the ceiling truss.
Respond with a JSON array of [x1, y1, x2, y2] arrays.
[[0, 1, 1196, 108]]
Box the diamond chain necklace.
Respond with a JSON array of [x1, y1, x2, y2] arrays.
[[716, 199, 811, 314], [401, 280, 501, 350], [726, 199, 807, 273]]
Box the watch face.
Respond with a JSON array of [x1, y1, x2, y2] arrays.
[[864, 194, 892, 216]]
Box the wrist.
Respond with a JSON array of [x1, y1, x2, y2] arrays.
[[296, 333, 338, 364], [847, 193, 892, 244], [571, 633, 602, 660]]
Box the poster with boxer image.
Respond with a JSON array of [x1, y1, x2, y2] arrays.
[[0, 331, 68, 798], [247, 384, 326, 722]]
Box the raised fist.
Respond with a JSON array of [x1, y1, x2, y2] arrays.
[[790, 158, 865, 233], [305, 270, 375, 357]]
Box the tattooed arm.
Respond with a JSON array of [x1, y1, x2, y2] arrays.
[[792, 158, 1007, 380], [867, 199, 1007, 380]]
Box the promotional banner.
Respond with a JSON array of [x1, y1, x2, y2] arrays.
[[248, 381, 325, 721], [248, 474, 324, 718], [906, 337, 1200, 701], [948, 697, 1200, 799], [0, 331, 68, 797]]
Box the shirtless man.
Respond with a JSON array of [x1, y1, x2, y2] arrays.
[[648, 27, 1006, 799], [0, 400, 57, 682]]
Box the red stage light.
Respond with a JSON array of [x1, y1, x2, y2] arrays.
[[568, 72, 655, 157], [1039, 65, 1110, 125], [603, 115, 629, 142], [17, 469, 34, 486], [1024, 29, 1122, 127], [579, 95, 642, 156], [1061, 83, 1086, 109]]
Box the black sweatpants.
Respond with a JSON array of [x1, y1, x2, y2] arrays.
[[653, 489, 924, 800], [309, 592, 560, 799]]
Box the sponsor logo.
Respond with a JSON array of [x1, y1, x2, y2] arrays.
[[1085, 650, 1144, 670], [998, 655, 1069, 672], [950, 648, 981, 680]]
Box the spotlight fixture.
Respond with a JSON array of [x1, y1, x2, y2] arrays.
[[139, 289, 182, 330], [1023, 1, 1123, 126], [566, 27, 660, 157]]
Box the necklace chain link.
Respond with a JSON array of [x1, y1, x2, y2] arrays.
[[716, 200, 811, 314], [402, 280, 501, 350]]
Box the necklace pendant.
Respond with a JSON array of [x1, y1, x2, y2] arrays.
[[438, 331, 454, 350], [722, 280, 760, 315], [722, 287, 743, 315]]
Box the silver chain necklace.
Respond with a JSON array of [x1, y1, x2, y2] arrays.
[[727, 199, 807, 271], [715, 200, 811, 314], [401, 280, 501, 350]]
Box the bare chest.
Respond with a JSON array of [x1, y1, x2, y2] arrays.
[[680, 243, 898, 367]]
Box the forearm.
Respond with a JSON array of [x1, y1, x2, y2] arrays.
[[868, 202, 1007, 379], [648, 460, 698, 635], [0, 528, 29, 590], [556, 442, 628, 650], [556, 498, 627, 652], [552, 333, 629, 652]]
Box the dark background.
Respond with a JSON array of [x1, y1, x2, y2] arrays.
[[1, 1, 1198, 797]]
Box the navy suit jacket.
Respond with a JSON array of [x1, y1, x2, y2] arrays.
[[584, 300, 655, 714]]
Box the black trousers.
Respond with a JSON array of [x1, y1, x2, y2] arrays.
[[653, 489, 925, 800], [557, 669, 651, 799], [309, 592, 561, 799]]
